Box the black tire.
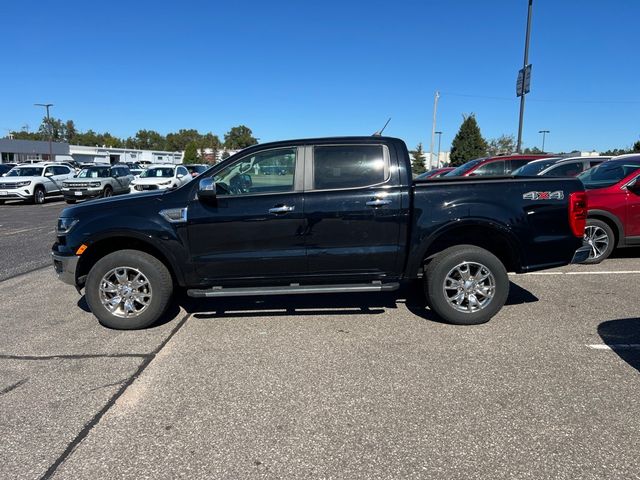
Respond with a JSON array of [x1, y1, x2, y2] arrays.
[[85, 250, 173, 329], [102, 186, 113, 198], [582, 218, 615, 264], [0, 200, 5, 205], [424, 245, 509, 325], [65, 199, 76, 204], [33, 186, 46, 204]]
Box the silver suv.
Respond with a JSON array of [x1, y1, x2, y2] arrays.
[[62, 165, 134, 204]]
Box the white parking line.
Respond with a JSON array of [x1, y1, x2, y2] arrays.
[[587, 344, 640, 350], [515, 271, 640, 276]]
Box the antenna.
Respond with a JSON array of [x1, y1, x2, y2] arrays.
[[372, 118, 391, 136]]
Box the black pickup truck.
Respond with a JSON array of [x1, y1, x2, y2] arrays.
[[52, 137, 590, 329]]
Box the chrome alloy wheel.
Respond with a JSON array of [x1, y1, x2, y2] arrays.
[[98, 267, 152, 318], [584, 225, 609, 261], [442, 261, 496, 313]]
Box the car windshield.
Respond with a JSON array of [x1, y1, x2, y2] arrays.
[[187, 165, 208, 173], [6, 167, 44, 177], [77, 167, 111, 178], [513, 160, 558, 176], [444, 158, 485, 177], [140, 168, 174, 178], [577, 160, 640, 189]]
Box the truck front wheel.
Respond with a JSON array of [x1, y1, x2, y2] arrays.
[[85, 249, 173, 329], [424, 245, 509, 325]]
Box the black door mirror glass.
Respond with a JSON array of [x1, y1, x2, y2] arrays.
[[198, 177, 217, 200]]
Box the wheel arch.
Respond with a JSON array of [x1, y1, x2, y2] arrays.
[[411, 221, 522, 276], [76, 235, 184, 288]]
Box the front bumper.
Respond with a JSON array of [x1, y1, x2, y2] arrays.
[[570, 244, 591, 264], [0, 190, 32, 200], [52, 253, 79, 286], [62, 188, 102, 200]]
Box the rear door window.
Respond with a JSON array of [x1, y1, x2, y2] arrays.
[[312, 145, 388, 189], [546, 161, 583, 177], [472, 160, 505, 176]]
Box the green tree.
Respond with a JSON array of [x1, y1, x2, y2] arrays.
[[522, 146, 543, 154], [183, 141, 199, 164], [449, 114, 487, 166], [223, 125, 258, 149], [410, 142, 426, 175], [487, 134, 516, 156], [165, 129, 202, 151], [131, 130, 165, 150], [632, 141, 640, 153]]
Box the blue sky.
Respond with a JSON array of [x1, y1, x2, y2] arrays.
[[2, 0, 639, 153]]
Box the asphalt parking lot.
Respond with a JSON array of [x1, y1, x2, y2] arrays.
[[1, 199, 639, 479]]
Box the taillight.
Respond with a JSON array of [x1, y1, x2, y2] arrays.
[[569, 191, 588, 237]]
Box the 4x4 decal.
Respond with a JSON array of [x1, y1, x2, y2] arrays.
[[523, 191, 564, 200]]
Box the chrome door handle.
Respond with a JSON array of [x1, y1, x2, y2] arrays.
[[269, 205, 295, 214], [366, 198, 392, 207]]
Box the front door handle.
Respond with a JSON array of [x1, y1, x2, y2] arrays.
[[366, 198, 392, 207], [269, 205, 295, 215]]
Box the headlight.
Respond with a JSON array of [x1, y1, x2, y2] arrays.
[[90, 182, 101, 188], [159, 180, 172, 186], [15, 181, 31, 187], [62, 182, 71, 188], [57, 217, 79, 234]]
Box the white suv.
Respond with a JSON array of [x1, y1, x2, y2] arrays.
[[0, 163, 75, 204], [131, 164, 191, 192]]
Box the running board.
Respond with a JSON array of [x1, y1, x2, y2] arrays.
[[187, 281, 400, 298]]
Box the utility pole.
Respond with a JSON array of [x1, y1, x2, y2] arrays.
[[34, 103, 54, 161], [428, 91, 440, 170], [516, 0, 533, 153], [435, 131, 443, 168], [539, 130, 550, 152]]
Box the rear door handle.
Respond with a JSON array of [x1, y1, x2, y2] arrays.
[[366, 197, 392, 207], [269, 205, 295, 214]]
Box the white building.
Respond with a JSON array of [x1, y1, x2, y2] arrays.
[[69, 145, 182, 165]]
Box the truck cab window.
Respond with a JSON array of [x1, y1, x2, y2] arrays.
[[213, 148, 296, 196], [313, 145, 387, 189]]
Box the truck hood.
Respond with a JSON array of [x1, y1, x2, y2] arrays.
[[60, 190, 166, 218]]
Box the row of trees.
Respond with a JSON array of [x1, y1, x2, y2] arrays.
[[410, 113, 640, 174], [10, 118, 259, 164]]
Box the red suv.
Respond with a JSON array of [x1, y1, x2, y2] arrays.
[[578, 155, 640, 263], [445, 154, 553, 177]]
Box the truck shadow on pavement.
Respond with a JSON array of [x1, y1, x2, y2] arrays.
[[178, 280, 537, 324], [598, 318, 640, 373]]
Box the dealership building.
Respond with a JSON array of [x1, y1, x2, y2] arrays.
[[0, 138, 182, 165]]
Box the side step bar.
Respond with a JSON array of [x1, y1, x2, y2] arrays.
[[187, 281, 400, 298]]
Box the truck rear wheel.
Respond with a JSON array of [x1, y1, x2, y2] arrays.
[[85, 249, 173, 329], [424, 245, 509, 325]]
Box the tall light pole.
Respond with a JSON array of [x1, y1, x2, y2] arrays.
[[516, 0, 533, 153], [34, 103, 54, 161], [435, 131, 443, 168], [428, 91, 440, 170], [538, 130, 550, 152]]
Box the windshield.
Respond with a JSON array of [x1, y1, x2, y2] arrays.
[[444, 158, 485, 177], [77, 167, 110, 178], [577, 161, 640, 189], [6, 167, 44, 177], [140, 167, 174, 178], [513, 160, 557, 176]]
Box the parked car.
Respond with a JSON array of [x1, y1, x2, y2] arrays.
[[130, 165, 191, 192], [185, 164, 209, 178], [62, 164, 134, 204], [513, 156, 610, 177], [415, 167, 455, 179], [576, 154, 640, 263], [52, 136, 589, 330], [0, 163, 17, 176], [0, 163, 74, 204], [445, 154, 553, 177]]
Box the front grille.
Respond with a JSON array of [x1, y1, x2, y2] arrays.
[[135, 185, 158, 191], [0, 183, 19, 189], [65, 182, 92, 188]]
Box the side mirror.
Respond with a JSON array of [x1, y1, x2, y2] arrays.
[[44, 172, 53, 177], [177, 173, 184, 179], [627, 178, 640, 194], [198, 177, 217, 201]]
